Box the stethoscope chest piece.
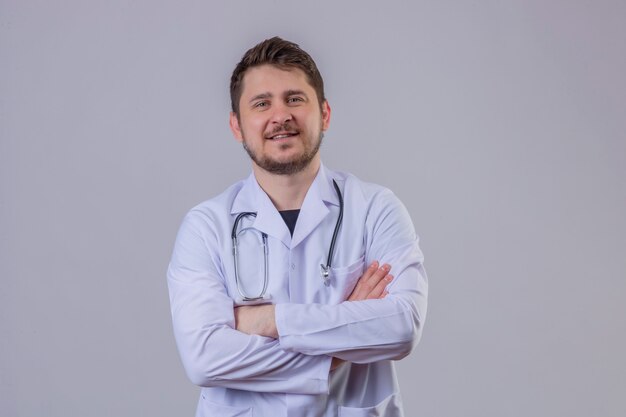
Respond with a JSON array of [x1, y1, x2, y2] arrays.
[[320, 264, 331, 287]]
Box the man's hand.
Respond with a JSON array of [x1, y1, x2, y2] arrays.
[[234, 304, 278, 338], [331, 261, 393, 371], [347, 261, 393, 301]]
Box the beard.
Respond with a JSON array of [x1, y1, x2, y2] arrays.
[[242, 124, 324, 176]]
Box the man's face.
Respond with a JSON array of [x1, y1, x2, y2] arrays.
[[229, 65, 331, 175]]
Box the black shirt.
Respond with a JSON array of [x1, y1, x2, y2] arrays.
[[279, 209, 300, 236]]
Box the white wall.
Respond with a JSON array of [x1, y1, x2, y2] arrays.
[[2, 1, 625, 416]]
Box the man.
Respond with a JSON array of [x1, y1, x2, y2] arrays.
[[167, 37, 428, 417]]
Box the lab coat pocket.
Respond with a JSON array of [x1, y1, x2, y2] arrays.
[[338, 392, 402, 417], [198, 396, 252, 417], [329, 255, 365, 304]]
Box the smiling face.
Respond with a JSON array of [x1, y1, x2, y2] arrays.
[[229, 64, 331, 176]]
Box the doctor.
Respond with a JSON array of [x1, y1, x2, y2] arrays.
[[167, 37, 428, 417]]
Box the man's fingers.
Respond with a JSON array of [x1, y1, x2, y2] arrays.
[[363, 264, 390, 292], [369, 274, 393, 299], [349, 262, 391, 301], [348, 261, 378, 301], [360, 261, 379, 283]]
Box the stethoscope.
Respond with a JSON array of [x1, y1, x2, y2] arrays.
[[231, 179, 344, 304]]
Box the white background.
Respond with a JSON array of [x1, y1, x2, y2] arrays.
[[2, 1, 625, 416]]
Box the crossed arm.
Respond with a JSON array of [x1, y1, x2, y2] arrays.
[[235, 261, 393, 370], [235, 261, 393, 339]]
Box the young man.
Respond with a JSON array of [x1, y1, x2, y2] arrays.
[[167, 37, 428, 417]]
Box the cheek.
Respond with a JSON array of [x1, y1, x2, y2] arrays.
[[244, 116, 267, 136], [296, 111, 321, 130]]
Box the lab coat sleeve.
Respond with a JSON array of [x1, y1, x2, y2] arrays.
[[275, 189, 428, 363], [167, 210, 332, 393]]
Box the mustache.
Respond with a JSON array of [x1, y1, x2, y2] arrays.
[[266, 122, 299, 136]]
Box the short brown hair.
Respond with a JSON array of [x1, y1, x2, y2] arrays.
[[230, 37, 326, 116]]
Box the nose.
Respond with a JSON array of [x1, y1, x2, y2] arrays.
[[270, 102, 293, 125]]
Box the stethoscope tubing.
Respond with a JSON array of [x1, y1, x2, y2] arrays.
[[325, 179, 344, 272], [232, 212, 270, 301], [231, 179, 343, 300]]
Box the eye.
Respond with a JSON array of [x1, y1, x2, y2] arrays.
[[253, 101, 269, 109], [287, 96, 304, 104]]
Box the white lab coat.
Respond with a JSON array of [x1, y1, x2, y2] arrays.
[[167, 165, 428, 417]]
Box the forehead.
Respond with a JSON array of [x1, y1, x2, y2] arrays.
[[240, 65, 315, 98]]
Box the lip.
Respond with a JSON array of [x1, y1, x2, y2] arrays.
[[265, 131, 299, 140]]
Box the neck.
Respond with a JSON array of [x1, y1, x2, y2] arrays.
[[252, 157, 321, 211]]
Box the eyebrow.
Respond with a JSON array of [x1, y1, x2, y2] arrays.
[[284, 89, 307, 98], [249, 92, 272, 104]]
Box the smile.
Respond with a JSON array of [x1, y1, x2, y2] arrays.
[[267, 132, 299, 140]]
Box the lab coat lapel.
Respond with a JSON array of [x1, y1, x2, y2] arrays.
[[230, 166, 340, 249], [291, 166, 339, 248], [230, 173, 291, 247]]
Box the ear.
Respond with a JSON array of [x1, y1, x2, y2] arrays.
[[321, 100, 331, 131], [229, 111, 244, 142]]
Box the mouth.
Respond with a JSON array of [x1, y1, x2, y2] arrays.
[[266, 131, 299, 140]]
